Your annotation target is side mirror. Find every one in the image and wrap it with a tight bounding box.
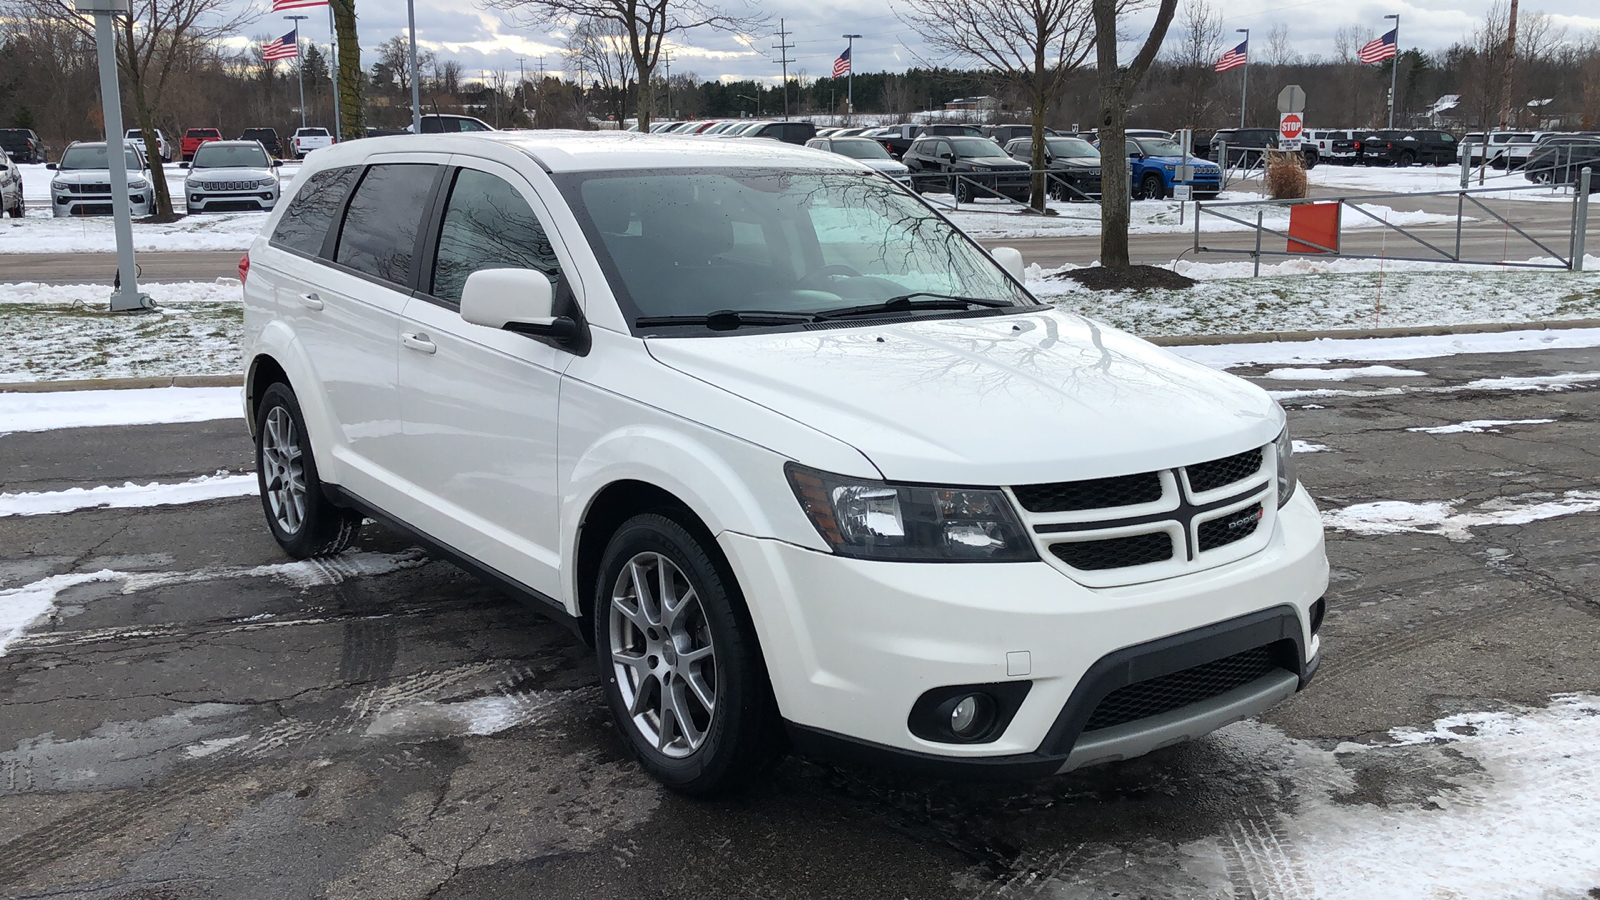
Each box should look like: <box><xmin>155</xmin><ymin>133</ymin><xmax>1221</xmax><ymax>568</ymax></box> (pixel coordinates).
<box><xmin>179</xmin><ymin>162</ymin><xmax>189</xmax><ymax>169</ymax></box>
<box><xmin>46</xmin><ymin>163</ymin><xmax>57</xmax><ymax>170</ymax></box>
<box><xmin>271</xmin><ymin>160</ymin><xmax>283</xmax><ymax>168</ymax></box>
<box><xmin>990</xmin><ymin>246</ymin><xmax>1025</xmax><ymax>282</ymax></box>
<box><xmin>460</xmin><ymin>268</ymin><xmax>578</xmax><ymax>342</ymax></box>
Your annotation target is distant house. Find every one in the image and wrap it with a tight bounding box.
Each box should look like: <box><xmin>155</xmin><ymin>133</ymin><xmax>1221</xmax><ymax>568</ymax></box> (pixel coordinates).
<box><xmin>1421</xmin><ymin>94</ymin><xmax>1460</xmax><ymax>128</ymax></box>
<box><xmin>944</xmin><ymin>96</ymin><xmax>1002</xmax><ymax>112</ymax></box>
<box><xmin>1524</xmin><ymin>98</ymin><xmax>1573</xmax><ymax>130</ymax></box>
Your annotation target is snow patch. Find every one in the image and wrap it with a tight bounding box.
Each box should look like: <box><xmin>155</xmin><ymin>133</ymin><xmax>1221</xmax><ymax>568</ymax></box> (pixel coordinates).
<box><xmin>1322</xmin><ymin>491</ymin><xmax>1600</xmax><ymax>541</ymax></box>
<box><xmin>0</xmin><ymin>473</ymin><xmax>256</xmax><ymax>517</ymax></box>
<box><xmin>365</xmin><ymin>694</ymin><xmax>559</xmax><ymax>739</ymax></box>
<box><xmin>1173</xmin><ymin>328</ymin><xmax>1600</xmax><ymax>370</ymax></box>
<box><xmin>1292</xmin><ymin>441</ymin><xmax>1332</xmax><ymax>453</ymax></box>
<box><xmin>1263</xmin><ymin>365</ymin><xmax>1427</xmax><ymax>380</ymax></box>
<box><xmin>1407</xmin><ymin>418</ymin><xmax>1555</xmax><ymax>434</ymax></box>
<box><xmin>0</xmin><ymin>570</ymin><xmax>121</xmax><ymax>656</ymax></box>
<box><xmin>0</xmin><ymin>386</ymin><xmax>241</xmax><ymax>433</ymax></box>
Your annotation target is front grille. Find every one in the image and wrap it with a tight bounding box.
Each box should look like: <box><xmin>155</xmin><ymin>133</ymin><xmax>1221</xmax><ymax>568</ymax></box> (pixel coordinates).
<box><xmin>1186</xmin><ymin>448</ymin><xmax>1264</xmax><ymax>493</ymax></box>
<box><xmin>1050</xmin><ymin>532</ymin><xmax>1173</xmax><ymax>571</ymax></box>
<box><xmin>1014</xmin><ymin>473</ymin><xmax>1163</xmax><ymax>513</ymax></box>
<box><xmin>70</xmin><ymin>203</ymin><xmax>113</xmax><ymax>215</ymax></box>
<box><xmin>67</xmin><ymin>183</ymin><xmax>111</xmax><ymax>195</ymax></box>
<box><xmin>1198</xmin><ymin>504</ymin><xmax>1263</xmax><ymax>552</ymax></box>
<box><xmin>1083</xmin><ymin>644</ymin><xmax>1280</xmax><ymax>732</ymax></box>
<box><xmin>196</xmin><ymin>180</ymin><xmax>263</xmax><ymax>191</ymax></box>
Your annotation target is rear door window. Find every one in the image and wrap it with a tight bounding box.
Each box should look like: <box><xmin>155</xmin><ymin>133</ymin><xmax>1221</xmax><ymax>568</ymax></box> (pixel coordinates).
<box><xmin>335</xmin><ymin>164</ymin><xmax>442</xmax><ymax>286</ymax></box>
<box><xmin>430</xmin><ymin>168</ymin><xmax>561</xmax><ymax>305</ymax></box>
<box><xmin>270</xmin><ymin>165</ymin><xmax>360</xmax><ymax>256</ymax></box>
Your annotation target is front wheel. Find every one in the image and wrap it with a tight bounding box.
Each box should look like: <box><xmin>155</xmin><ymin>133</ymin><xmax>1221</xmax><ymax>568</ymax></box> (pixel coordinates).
<box><xmin>254</xmin><ymin>382</ymin><xmax>362</xmax><ymax>559</ymax></box>
<box><xmin>1140</xmin><ymin>174</ymin><xmax>1167</xmax><ymax>201</ymax></box>
<box><xmin>595</xmin><ymin>513</ymin><xmax>782</xmax><ymax>797</ymax></box>
<box><xmin>955</xmin><ymin>178</ymin><xmax>974</xmax><ymax>203</ymax></box>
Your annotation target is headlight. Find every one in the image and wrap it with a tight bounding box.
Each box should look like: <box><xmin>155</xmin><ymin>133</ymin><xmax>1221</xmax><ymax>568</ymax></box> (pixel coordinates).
<box><xmin>786</xmin><ymin>464</ymin><xmax>1037</xmax><ymax>562</ymax></box>
<box><xmin>1274</xmin><ymin>424</ymin><xmax>1298</xmax><ymax>507</ymax></box>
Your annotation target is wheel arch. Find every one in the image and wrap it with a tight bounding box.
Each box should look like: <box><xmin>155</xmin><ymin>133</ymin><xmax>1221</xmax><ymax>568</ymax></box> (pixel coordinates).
<box><xmin>243</xmin><ymin>324</ymin><xmax>341</xmax><ymax>484</ymax></box>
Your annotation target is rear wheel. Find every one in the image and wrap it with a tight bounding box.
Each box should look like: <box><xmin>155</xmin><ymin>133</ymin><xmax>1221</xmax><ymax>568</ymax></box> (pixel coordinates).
<box><xmin>595</xmin><ymin>513</ymin><xmax>782</xmax><ymax>797</ymax></box>
<box><xmin>1399</xmin><ymin>151</ymin><xmax>1416</xmax><ymax>167</ymax></box>
<box><xmin>254</xmin><ymin>382</ymin><xmax>362</xmax><ymax>559</ymax></box>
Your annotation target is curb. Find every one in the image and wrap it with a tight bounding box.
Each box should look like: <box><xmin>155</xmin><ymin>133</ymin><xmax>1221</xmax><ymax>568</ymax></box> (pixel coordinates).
<box><xmin>4</xmin><ymin>318</ymin><xmax>1600</xmax><ymax>393</ymax></box>
<box><xmin>0</xmin><ymin>375</ymin><xmax>242</xmax><ymax>393</ymax></box>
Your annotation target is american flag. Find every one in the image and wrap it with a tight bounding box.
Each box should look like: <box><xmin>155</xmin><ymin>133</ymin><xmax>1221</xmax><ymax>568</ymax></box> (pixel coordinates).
<box><xmin>271</xmin><ymin>0</ymin><xmax>327</xmax><ymax>10</ymax></box>
<box><xmin>263</xmin><ymin>28</ymin><xmax>299</xmax><ymax>61</ymax></box>
<box><xmin>832</xmin><ymin>47</ymin><xmax>851</xmax><ymax>78</ymax></box>
<box><xmin>1214</xmin><ymin>40</ymin><xmax>1248</xmax><ymax>72</ymax></box>
<box><xmin>1358</xmin><ymin>29</ymin><xmax>1398</xmax><ymax>64</ymax></box>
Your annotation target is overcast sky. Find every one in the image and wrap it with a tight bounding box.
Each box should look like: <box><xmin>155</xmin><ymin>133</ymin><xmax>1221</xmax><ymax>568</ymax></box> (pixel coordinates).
<box><xmin>227</xmin><ymin>0</ymin><xmax>1600</xmax><ymax>85</ymax></box>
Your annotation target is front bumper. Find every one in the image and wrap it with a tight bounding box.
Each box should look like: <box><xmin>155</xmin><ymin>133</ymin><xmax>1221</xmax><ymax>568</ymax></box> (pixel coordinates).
<box><xmin>52</xmin><ymin>193</ymin><xmax>152</xmax><ymax>217</ymax></box>
<box><xmin>719</xmin><ymin>486</ymin><xmax>1328</xmax><ymax>775</ymax></box>
<box><xmin>188</xmin><ymin>190</ymin><xmax>277</xmax><ymax>213</ymax></box>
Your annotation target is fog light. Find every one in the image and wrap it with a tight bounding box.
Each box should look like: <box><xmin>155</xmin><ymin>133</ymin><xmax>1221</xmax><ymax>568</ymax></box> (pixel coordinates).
<box><xmin>947</xmin><ymin>693</ymin><xmax>995</xmax><ymax>739</ymax></box>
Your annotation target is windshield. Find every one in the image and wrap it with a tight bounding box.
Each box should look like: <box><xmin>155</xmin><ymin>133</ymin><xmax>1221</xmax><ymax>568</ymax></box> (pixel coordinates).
<box><xmin>1135</xmin><ymin>138</ymin><xmax>1185</xmax><ymax>157</ymax></box>
<box><xmin>831</xmin><ymin>139</ymin><xmax>890</xmax><ymax>160</ymax></box>
<box><xmin>298</xmin><ymin>128</ymin><xmax>330</xmax><ymax>137</ymax></box>
<box><xmin>949</xmin><ymin>138</ymin><xmax>1008</xmax><ymax>159</ymax></box>
<box><xmin>60</xmin><ymin>145</ymin><xmax>142</xmax><ymax>171</ymax></box>
<box><xmin>192</xmin><ymin>144</ymin><xmax>270</xmax><ymax>168</ymax></box>
<box><xmin>559</xmin><ymin>168</ymin><xmax>1033</xmax><ymax>331</ymax></box>
<box><xmin>1046</xmin><ymin>138</ymin><xmax>1098</xmax><ymax>159</ymax></box>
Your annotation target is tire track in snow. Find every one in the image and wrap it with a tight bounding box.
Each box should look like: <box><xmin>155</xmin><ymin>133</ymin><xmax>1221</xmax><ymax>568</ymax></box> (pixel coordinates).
<box><xmin>1221</xmin><ymin>805</ymin><xmax>1315</xmax><ymax>900</ymax></box>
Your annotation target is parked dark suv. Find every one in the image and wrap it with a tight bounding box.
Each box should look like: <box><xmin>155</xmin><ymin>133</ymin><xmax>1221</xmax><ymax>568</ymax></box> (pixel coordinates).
<box><xmin>903</xmin><ymin>135</ymin><xmax>1031</xmax><ymax>201</ymax></box>
<box><xmin>737</xmin><ymin>121</ymin><xmax>818</xmax><ymax>145</ymax></box>
<box><xmin>1211</xmin><ymin>127</ymin><xmax>1318</xmax><ymax>168</ymax></box>
<box><xmin>0</xmin><ymin>128</ymin><xmax>50</xmax><ymax>164</ymax></box>
<box><xmin>983</xmin><ymin>124</ymin><xmax>1060</xmax><ymax>144</ymax></box>
<box><xmin>1525</xmin><ymin>138</ymin><xmax>1600</xmax><ymax>187</ymax></box>
<box><xmin>1003</xmin><ymin>135</ymin><xmax>1101</xmax><ymax>200</ymax></box>
<box><xmin>239</xmin><ymin>127</ymin><xmax>283</xmax><ymax>159</ymax></box>
<box><xmin>1354</xmin><ymin>130</ymin><xmax>1456</xmax><ymax>166</ymax></box>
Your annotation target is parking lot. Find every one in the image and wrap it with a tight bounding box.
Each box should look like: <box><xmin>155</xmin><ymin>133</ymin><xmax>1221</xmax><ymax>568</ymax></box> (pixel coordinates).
<box><xmin>3</xmin><ymin>343</ymin><xmax>1598</xmax><ymax>898</ymax></box>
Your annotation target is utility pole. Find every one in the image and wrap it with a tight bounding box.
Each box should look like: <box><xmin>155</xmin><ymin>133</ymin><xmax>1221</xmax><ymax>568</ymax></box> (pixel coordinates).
<box><xmin>773</xmin><ymin>19</ymin><xmax>794</xmax><ymax>120</ymax></box>
<box><xmin>1499</xmin><ymin>0</ymin><xmax>1520</xmax><ymax>129</ymax></box>
<box><xmin>664</xmin><ymin>53</ymin><xmax>672</xmax><ymax>121</ymax></box>
<box><xmin>517</xmin><ymin>55</ymin><xmax>526</xmax><ymax>112</ymax></box>
<box><xmin>1385</xmin><ymin>14</ymin><xmax>1400</xmax><ymax>128</ymax></box>
<box><xmin>1237</xmin><ymin>28</ymin><xmax>1250</xmax><ymax>128</ymax></box>
<box><xmin>327</xmin><ymin>5</ymin><xmax>340</xmax><ymax>139</ymax></box>
<box><xmin>406</xmin><ymin>0</ymin><xmax>422</xmax><ymax>133</ymax></box>
<box><xmin>286</xmin><ymin>15</ymin><xmax>309</xmax><ymax>130</ymax></box>
<box><xmin>842</xmin><ymin>33</ymin><xmax>861</xmax><ymax>124</ymax></box>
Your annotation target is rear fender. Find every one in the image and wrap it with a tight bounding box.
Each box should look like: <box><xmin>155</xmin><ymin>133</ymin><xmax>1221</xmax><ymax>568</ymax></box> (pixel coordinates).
<box><xmin>246</xmin><ymin>320</ymin><xmax>343</xmax><ymax>485</ymax></box>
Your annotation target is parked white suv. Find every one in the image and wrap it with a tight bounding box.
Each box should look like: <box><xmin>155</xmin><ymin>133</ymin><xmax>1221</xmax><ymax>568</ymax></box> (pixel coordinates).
<box><xmin>47</xmin><ymin>140</ymin><xmax>152</xmax><ymax>218</ymax></box>
<box><xmin>0</xmin><ymin>153</ymin><xmax>23</xmax><ymax>218</ymax></box>
<box><xmin>240</xmin><ymin>132</ymin><xmax>1328</xmax><ymax>795</ymax></box>
<box><xmin>182</xmin><ymin>140</ymin><xmax>281</xmax><ymax>213</ymax></box>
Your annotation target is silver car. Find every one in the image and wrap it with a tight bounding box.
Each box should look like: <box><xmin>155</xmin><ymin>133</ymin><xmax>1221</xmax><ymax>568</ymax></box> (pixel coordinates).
<box><xmin>48</xmin><ymin>141</ymin><xmax>152</xmax><ymax>218</ymax></box>
<box><xmin>183</xmin><ymin>140</ymin><xmax>281</xmax><ymax>213</ymax></box>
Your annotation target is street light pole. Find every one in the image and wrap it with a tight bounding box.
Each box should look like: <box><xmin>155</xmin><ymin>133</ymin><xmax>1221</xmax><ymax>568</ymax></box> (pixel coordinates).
<box><xmin>327</xmin><ymin>4</ymin><xmax>340</xmax><ymax>140</ymax></box>
<box><xmin>1385</xmin><ymin>13</ymin><xmax>1401</xmax><ymax>129</ymax></box>
<box><xmin>406</xmin><ymin>0</ymin><xmax>422</xmax><ymax>133</ymax></box>
<box><xmin>842</xmin><ymin>34</ymin><xmax>861</xmax><ymax>124</ymax></box>
<box><xmin>285</xmin><ymin>15</ymin><xmax>309</xmax><ymax>130</ymax></box>
<box><xmin>1237</xmin><ymin>28</ymin><xmax>1250</xmax><ymax>129</ymax></box>
<box><xmin>76</xmin><ymin>0</ymin><xmax>149</xmax><ymax>312</ymax></box>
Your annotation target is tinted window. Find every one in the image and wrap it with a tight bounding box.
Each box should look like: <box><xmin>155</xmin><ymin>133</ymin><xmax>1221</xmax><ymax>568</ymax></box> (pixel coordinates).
<box><xmin>192</xmin><ymin>144</ymin><xmax>269</xmax><ymax>168</ymax></box>
<box><xmin>335</xmin><ymin>164</ymin><xmax>439</xmax><ymax>285</ymax></box>
<box><xmin>458</xmin><ymin>118</ymin><xmax>492</xmax><ymax>132</ymax></box>
<box><xmin>271</xmin><ymin>165</ymin><xmax>360</xmax><ymax>256</ymax></box>
<box><xmin>431</xmin><ymin>168</ymin><xmax>560</xmax><ymax>305</ymax></box>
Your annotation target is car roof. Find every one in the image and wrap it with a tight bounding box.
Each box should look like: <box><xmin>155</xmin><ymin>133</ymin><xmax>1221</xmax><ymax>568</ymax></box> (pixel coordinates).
<box><xmin>300</xmin><ymin>130</ymin><xmax>865</xmax><ymax>174</ymax></box>
<box><xmin>198</xmin><ymin>140</ymin><xmax>267</xmax><ymax>149</ymax></box>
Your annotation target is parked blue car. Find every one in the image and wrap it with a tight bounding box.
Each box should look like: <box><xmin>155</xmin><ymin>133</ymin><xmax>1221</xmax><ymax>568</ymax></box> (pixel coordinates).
<box><xmin>1122</xmin><ymin>136</ymin><xmax>1222</xmax><ymax>200</ymax></box>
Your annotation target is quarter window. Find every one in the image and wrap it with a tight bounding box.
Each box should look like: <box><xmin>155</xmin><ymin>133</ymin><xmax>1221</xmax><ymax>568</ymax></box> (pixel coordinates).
<box><xmin>431</xmin><ymin>168</ymin><xmax>561</xmax><ymax>305</ymax></box>
<box><xmin>270</xmin><ymin>165</ymin><xmax>359</xmax><ymax>256</ymax></box>
<box><xmin>335</xmin><ymin>164</ymin><xmax>440</xmax><ymax>286</ymax></box>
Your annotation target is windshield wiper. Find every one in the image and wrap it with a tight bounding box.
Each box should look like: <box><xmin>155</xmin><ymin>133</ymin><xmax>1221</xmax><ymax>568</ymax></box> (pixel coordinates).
<box><xmin>635</xmin><ymin>309</ymin><xmax>819</xmax><ymax>331</ymax></box>
<box><xmin>816</xmin><ymin>293</ymin><xmax>1016</xmax><ymax>320</ymax></box>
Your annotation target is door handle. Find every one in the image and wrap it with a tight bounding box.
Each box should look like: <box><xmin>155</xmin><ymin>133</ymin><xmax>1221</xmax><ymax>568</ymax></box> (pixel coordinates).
<box><xmin>401</xmin><ymin>332</ymin><xmax>437</xmax><ymax>354</ymax></box>
<box><xmin>297</xmin><ymin>292</ymin><xmax>324</xmax><ymax>310</ymax></box>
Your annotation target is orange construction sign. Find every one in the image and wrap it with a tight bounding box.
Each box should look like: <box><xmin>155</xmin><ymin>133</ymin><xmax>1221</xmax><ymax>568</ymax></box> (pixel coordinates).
<box><xmin>1288</xmin><ymin>202</ymin><xmax>1340</xmax><ymax>254</ymax></box>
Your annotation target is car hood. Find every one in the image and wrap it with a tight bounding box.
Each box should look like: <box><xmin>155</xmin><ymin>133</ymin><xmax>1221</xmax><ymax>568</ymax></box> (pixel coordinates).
<box><xmin>645</xmin><ymin>309</ymin><xmax>1282</xmax><ymax>485</ymax></box>
<box><xmin>1048</xmin><ymin>157</ymin><xmax>1101</xmax><ymax>171</ymax></box>
<box><xmin>960</xmin><ymin>158</ymin><xmax>1029</xmax><ymax>170</ymax></box>
<box><xmin>1147</xmin><ymin>155</ymin><xmax>1217</xmax><ymax>168</ymax></box>
<box><xmin>860</xmin><ymin>158</ymin><xmax>910</xmax><ymax>175</ymax></box>
<box><xmin>51</xmin><ymin>170</ymin><xmax>147</xmax><ymax>185</ymax></box>
<box><xmin>188</xmin><ymin>166</ymin><xmax>275</xmax><ymax>182</ymax></box>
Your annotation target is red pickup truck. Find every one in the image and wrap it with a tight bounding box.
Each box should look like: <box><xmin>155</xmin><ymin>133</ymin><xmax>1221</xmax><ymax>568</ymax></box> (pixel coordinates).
<box><xmin>180</xmin><ymin>128</ymin><xmax>222</xmax><ymax>162</ymax></box>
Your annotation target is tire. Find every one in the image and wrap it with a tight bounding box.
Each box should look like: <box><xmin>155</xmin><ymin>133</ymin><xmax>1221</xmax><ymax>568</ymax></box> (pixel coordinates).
<box><xmin>955</xmin><ymin>178</ymin><xmax>973</xmax><ymax>203</ymax></box>
<box><xmin>594</xmin><ymin>513</ymin><xmax>782</xmax><ymax>797</ymax></box>
<box><xmin>253</xmin><ymin>382</ymin><xmax>362</xmax><ymax>559</ymax></box>
<box><xmin>1302</xmin><ymin>150</ymin><xmax>1319</xmax><ymax>169</ymax></box>
<box><xmin>1140</xmin><ymin>174</ymin><xmax>1167</xmax><ymax>201</ymax></box>
<box><xmin>1399</xmin><ymin>151</ymin><xmax>1416</xmax><ymax>167</ymax></box>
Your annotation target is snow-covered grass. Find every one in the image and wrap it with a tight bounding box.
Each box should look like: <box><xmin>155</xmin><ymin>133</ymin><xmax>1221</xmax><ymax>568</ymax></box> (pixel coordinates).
<box><xmin>0</xmin><ymin>386</ymin><xmax>241</xmax><ymax>433</ymax></box>
<box><xmin>1027</xmin><ymin>258</ymin><xmax>1600</xmax><ymax>337</ymax></box>
<box><xmin>1171</xmin><ymin>327</ymin><xmax>1600</xmax><ymax>369</ymax></box>
<box><xmin>0</xmin><ymin>473</ymin><xmax>256</xmax><ymax>517</ymax></box>
<box><xmin>0</xmin><ymin>281</ymin><xmax>241</xmax><ymax>382</ymax></box>
<box><xmin>1227</xmin><ymin>161</ymin><xmax>1580</xmax><ymax>203</ymax></box>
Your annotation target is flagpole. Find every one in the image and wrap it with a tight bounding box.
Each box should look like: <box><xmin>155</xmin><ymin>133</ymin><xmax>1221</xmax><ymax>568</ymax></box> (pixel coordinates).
<box><xmin>329</xmin><ymin>4</ymin><xmax>340</xmax><ymax>141</ymax></box>
<box><xmin>843</xmin><ymin>34</ymin><xmax>861</xmax><ymax>124</ymax></box>
<box><xmin>1386</xmin><ymin>14</ymin><xmax>1400</xmax><ymax>128</ymax></box>
<box><xmin>286</xmin><ymin>16</ymin><xmax>308</xmax><ymax>130</ymax></box>
<box><xmin>1237</xmin><ymin>28</ymin><xmax>1249</xmax><ymax>129</ymax></box>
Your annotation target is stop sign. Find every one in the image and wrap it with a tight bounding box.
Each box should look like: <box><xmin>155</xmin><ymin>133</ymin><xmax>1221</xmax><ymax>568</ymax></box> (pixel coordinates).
<box><xmin>1280</xmin><ymin>113</ymin><xmax>1304</xmax><ymax>141</ymax></box>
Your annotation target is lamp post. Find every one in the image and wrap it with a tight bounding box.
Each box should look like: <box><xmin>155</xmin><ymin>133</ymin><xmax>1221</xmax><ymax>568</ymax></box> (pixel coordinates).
<box><xmin>406</xmin><ymin>0</ymin><xmax>422</xmax><ymax>133</ymax></box>
<box><xmin>285</xmin><ymin>15</ymin><xmax>309</xmax><ymax>130</ymax></box>
<box><xmin>75</xmin><ymin>0</ymin><xmax>149</xmax><ymax>312</ymax></box>
<box><xmin>1385</xmin><ymin>13</ymin><xmax>1400</xmax><ymax>129</ymax></box>
<box><xmin>738</xmin><ymin>93</ymin><xmax>760</xmax><ymax>117</ymax></box>
<box><xmin>1237</xmin><ymin>28</ymin><xmax>1250</xmax><ymax>129</ymax></box>
<box><xmin>328</xmin><ymin>5</ymin><xmax>339</xmax><ymax>140</ymax></box>
<box><xmin>842</xmin><ymin>33</ymin><xmax>861</xmax><ymax>124</ymax></box>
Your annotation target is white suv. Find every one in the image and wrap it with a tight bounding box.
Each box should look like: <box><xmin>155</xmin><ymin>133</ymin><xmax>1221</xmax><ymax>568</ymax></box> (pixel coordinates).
<box><xmin>240</xmin><ymin>132</ymin><xmax>1328</xmax><ymax>795</ymax></box>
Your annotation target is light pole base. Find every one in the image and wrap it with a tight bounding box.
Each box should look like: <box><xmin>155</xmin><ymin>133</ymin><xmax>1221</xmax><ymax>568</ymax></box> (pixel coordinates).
<box><xmin>109</xmin><ymin>291</ymin><xmax>156</xmax><ymax>313</ymax></box>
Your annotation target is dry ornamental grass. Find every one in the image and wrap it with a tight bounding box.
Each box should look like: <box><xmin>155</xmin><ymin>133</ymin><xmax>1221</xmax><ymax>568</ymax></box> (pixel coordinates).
<box><xmin>1265</xmin><ymin>150</ymin><xmax>1309</xmax><ymax>200</ymax></box>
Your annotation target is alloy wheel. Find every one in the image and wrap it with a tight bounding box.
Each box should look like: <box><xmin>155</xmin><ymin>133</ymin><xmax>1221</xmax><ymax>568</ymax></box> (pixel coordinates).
<box><xmin>608</xmin><ymin>551</ymin><xmax>718</xmax><ymax>759</ymax></box>
<box><xmin>261</xmin><ymin>406</ymin><xmax>307</xmax><ymax>535</ymax></box>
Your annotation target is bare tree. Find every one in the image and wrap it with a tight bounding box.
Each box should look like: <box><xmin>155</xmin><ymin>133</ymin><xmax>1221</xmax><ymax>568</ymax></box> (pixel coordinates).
<box><xmin>899</xmin><ymin>0</ymin><xmax>1097</xmax><ymax>212</ymax></box>
<box><xmin>483</xmin><ymin>0</ymin><xmax>763</xmax><ymax>132</ymax></box>
<box><xmin>1265</xmin><ymin>23</ymin><xmax>1297</xmax><ymax>67</ymax></box>
<box><xmin>7</xmin><ymin>0</ymin><xmax>253</xmax><ymax>217</ymax></box>
<box><xmin>565</xmin><ymin>16</ymin><xmax>637</xmax><ymax>124</ymax></box>
<box><xmin>1093</xmin><ymin>0</ymin><xmax>1179</xmax><ymax>268</ymax></box>
<box><xmin>1166</xmin><ymin>0</ymin><xmax>1223</xmax><ymax>127</ymax></box>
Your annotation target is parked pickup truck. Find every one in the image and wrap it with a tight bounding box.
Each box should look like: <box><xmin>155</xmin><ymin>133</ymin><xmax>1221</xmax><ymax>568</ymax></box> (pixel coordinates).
<box><xmin>180</xmin><ymin>127</ymin><xmax>222</xmax><ymax>162</ymax></box>
<box><xmin>871</xmin><ymin>123</ymin><xmax>984</xmax><ymax>159</ymax></box>
<box><xmin>291</xmin><ymin>127</ymin><xmax>334</xmax><ymax>158</ymax></box>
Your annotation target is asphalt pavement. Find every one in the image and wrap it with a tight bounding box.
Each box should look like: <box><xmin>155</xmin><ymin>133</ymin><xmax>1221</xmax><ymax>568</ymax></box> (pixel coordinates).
<box><xmin>3</xmin><ymin>345</ymin><xmax>1598</xmax><ymax>898</ymax></box>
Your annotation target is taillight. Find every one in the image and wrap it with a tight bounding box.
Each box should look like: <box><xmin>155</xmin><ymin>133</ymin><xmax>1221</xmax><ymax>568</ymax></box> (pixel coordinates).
<box><xmin>238</xmin><ymin>252</ymin><xmax>250</xmax><ymax>285</ymax></box>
